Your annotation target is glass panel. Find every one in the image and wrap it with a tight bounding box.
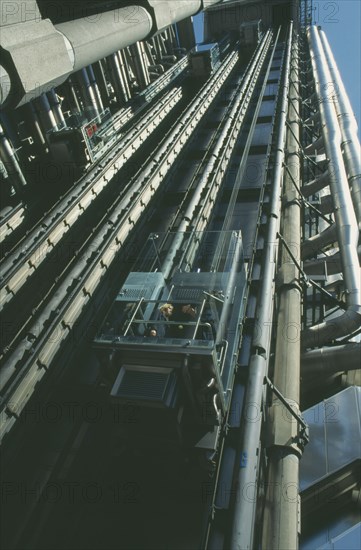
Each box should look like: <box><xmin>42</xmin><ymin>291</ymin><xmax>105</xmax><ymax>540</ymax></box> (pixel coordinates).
<box><xmin>300</xmin><ymin>402</ymin><xmax>326</xmax><ymax>490</ymax></box>
<box><xmin>301</xmin><ymin>512</ymin><xmax>360</xmax><ymax>549</ymax></box>
<box><xmin>333</xmin><ymin>523</ymin><xmax>361</xmax><ymax>549</ymax></box>
<box><xmin>301</xmin><ymin>529</ymin><xmax>329</xmax><ymax>550</ymax></box>
<box><xmin>300</xmin><ymin>387</ymin><xmax>361</xmax><ymax>490</ymax></box>
<box><xmin>94</xmin><ymin>231</ymin><xmax>246</xmax><ymax>346</ymax></box>
<box><xmin>326</xmin><ymin>387</ymin><xmax>361</xmax><ymax>473</ymax></box>
<box><xmin>258</xmin><ymin>100</ymin><xmax>276</xmax><ymax>118</ymax></box>
<box><xmin>231</xmin><ymin>203</ymin><xmax>259</xmax><ymax>254</ymax></box>
<box><xmin>251</xmin><ymin>123</ymin><xmax>272</xmax><ymax>147</ymax></box>
<box><xmin>241</xmin><ymin>155</ymin><xmax>267</xmax><ymax>188</ymax></box>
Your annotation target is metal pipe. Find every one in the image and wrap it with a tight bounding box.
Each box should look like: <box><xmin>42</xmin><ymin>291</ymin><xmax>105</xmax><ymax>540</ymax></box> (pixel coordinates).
<box><xmin>106</xmin><ymin>55</ymin><xmax>127</xmax><ymax>105</ymax></box>
<box><xmin>92</xmin><ymin>61</ymin><xmax>111</xmax><ymax>108</ymax></box>
<box><xmin>319</xmin><ymin>29</ymin><xmax>361</xmax><ymax>228</ymax></box>
<box><xmin>302</xmin><ymin>170</ymin><xmax>329</xmax><ymax>197</ymax></box>
<box><xmin>0</xmin><ymin>123</ymin><xmax>27</xmax><ymax>193</ymax></box>
<box><xmin>2</xmin><ymin>1</ymin><xmax>220</xmax><ymax>107</ymax></box>
<box><xmin>301</xmin><ymin>223</ymin><xmax>337</xmax><ymax>259</ymax></box>
<box><xmin>55</xmin><ymin>8</ymin><xmax>153</xmax><ymax>73</ymax></box>
<box><xmin>26</xmin><ymin>103</ymin><xmax>46</xmax><ymax>147</ymax></box>
<box><xmin>47</xmin><ymin>89</ymin><xmax>66</xmax><ymax>127</ymax></box>
<box><xmin>117</xmin><ymin>51</ymin><xmax>132</xmax><ymax>101</ymax></box>
<box><xmin>303</xmin><ymin>26</ymin><xmax>361</xmax><ymax>349</ymax></box>
<box><xmin>0</xmin><ymin>65</ymin><xmax>11</xmax><ymax>104</ymax></box>
<box><xmin>152</xmin><ymin>37</ymin><xmax>162</xmax><ymax>61</ymax></box>
<box><xmin>32</xmin><ymin>93</ymin><xmax>58</xmax><ymax>133</ymax></box>
<box><xmin>230</xmin><ymin>24</ymin><xmax>290</xmax><ymax>550</ymax></box>
<box><xmin>80</xmin><ymin>67</ymin><xmax>100</xmax><ymax>120</ymax></box>
<box><xmin>140</xmin><ymin>42</ymin><xmax>151</xmax><ymax>84</ymax></box>
<box><xmin>67</xmin><ymin>78</ymin><xmax>82</xmax><ymax>113</ymax></box>
<box><xmin>262</xmin><ymin>30</ymin><xmax>302</xmax><ymax>550</ymax></box>
<box><xmin>303</xmin><ymin>247</ymin><xmax>361</xmax><ymax>276</ymax></box>
<box><xmin>301</xmin><ymin>342</ymin><xmax>361</xmax><ymax>376</ymax></box>
<box><xmin>304</xmin><ymin>135</ymin><xmax>324</xmax><ymax>154</ymax></box>
<box><xmin>130</xmin><ymin>42</ymin><xmax>150</xmax><ymax>90</ymax></box>
<box><xmin>87</xmin><ymin>65</ymin><xmax>104</xmax><ymax>114</ymax></box>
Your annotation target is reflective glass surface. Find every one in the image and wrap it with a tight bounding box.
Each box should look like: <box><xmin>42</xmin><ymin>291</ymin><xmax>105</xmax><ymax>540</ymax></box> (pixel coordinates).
<box><xmin>301</xmin><ymin>387</ymin><xmax>361</xmax><ymax>491</ymax></box>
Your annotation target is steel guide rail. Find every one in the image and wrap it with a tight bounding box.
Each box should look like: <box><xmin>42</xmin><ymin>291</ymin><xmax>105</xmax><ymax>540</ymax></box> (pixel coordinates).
<box><xmin>0</xmin><ymin>87</ymin><xmax>183</xmax><ymax>311</ymax></box>
<box><xmin>186</xmin><ymin>32</ymin><xmax>273</xmax><ymax>251</ymax></box>
<box><xmin>0</xmin><ymin>49</ymin><xmax>239</xmax><ymax>442</ymax></box>
<box><xmin>201</xmin><ymin>31</ymin><xmax>283</xmax><ymax>550</ymax></box>
<box><xmin>0</xmin><ymin>203</ymin><xmax>26</xmax><ymax>243</ymax></box>
<box><xmin>162</xmin><ymin>31</ymin><xmax>273</xmax><ymax>281</ymax></box>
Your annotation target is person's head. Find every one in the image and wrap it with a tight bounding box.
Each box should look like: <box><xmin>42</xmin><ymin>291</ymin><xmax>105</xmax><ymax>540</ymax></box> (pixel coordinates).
<box><xmin>159</xmin><ymin>303</ymin><xmax>174</xmax><ymax>318</ymax></box>
<box><xmin>181</xmin><ymin>304</ymin><xmax>197</xmax><ymax>317</ymax></box>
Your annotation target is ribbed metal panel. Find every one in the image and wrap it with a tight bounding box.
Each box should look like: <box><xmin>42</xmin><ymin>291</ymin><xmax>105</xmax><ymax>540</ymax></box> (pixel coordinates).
<box><xmin>115</xmin><ymin>369</ymin><xmax>170</xmax><ymax>401</ymax></box>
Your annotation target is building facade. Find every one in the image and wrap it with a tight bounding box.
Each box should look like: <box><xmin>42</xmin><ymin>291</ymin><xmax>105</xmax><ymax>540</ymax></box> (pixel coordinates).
<box><xmin>1</xmin><ymin>1</ymin><xmax>360</xmax><ymax>549</ymax></box>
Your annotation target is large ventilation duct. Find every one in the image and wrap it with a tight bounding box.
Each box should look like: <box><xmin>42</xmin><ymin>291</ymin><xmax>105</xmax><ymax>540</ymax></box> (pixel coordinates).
<box><xmin>146</xmin><ymin>1</ymin><xmax>202</xmax><ymax>32</ymax></box>
<box><xmin>202</xmin><ymin>0</ymin><xmax>221</xmax><ymax>7</ymax></box>
<box><xmin>303</xmin><ymin>135</ymin><xmax>324</xmax><ymax>155</ymax></box>
<box><xmin>302</xmin><ymin>26</ymin><xmax>361</xmax><ymax>349</ymax></box>
<box><xmin>301</xmin><ymin>223</ymin><xmax>337</xmax><ymax>260</ymax></box>
<box><xmin>319</xmin><ymin>29</ymin><xmax>361</xmax><ymax>229</ymax></box>
<box><xmin>1</xmin><ymin>0</ymin><xmax>222</xmax><ymax>108</ymax></box>
<box><xmin>303</xmin><ymin>247</ymin><xmax>361</xmax><ymax>276</ymax></box>
<box><xmin>302</xmin><ymin>343</ymin><xmax>361</xmax><ymax>376</ymax></box>
<box><xmin>319</xmin><ymin>194</ymin><xmax>334</xmax><ymax>214</ymax></box>
<box><xmin>302</xmin><ymin>169</ymin><xmax>329</xmax><ymax>197</ymax></box>
<box><xmin>1</xmin><ymin>7</ymin><xmax>152</xmax><ymax>107</ymax></box>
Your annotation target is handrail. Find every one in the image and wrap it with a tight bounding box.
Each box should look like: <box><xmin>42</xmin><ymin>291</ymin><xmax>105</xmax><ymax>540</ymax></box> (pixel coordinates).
<box><xmin>123</xmin><ymin>298</ymin><xmax>145</xmax><ymax>336</ymax></box>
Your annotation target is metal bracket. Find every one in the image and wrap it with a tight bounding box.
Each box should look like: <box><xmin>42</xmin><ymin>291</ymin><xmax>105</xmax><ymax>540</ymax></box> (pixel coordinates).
<box><xmin>302</xmin><ymin>197</ymin><xmax>333</xmax><ymax>226</ymax></box>
<box><xmin>282</xmin><ymin>164</ymin><xmax>333</xmax><ymax>226</ymax></box>
<box><xmin>277</xmin><ymin>233</ymin><xmax>346</xmax><ymax>308</ymax></box>
<box><xmin>277</xmin><ymin>232</ymin><xmax>309</xmax><ymax>285</ymax></box>
<box><xmin>264</xmin><ymin>376</ymin><xmax>309</xmax><ymax>450</ymax></box>
<box><xmin>307</xmin><ymin>278</ymin><xmax>347</xmax><ymax>309</ymax></box>
<box><xmin>302</xmin><ymin>152</ymin><xmax>322</xmax><ymax>168</ymax></box>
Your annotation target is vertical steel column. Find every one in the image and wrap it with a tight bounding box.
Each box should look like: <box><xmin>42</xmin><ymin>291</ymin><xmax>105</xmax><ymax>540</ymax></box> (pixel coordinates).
<box><xmin>87</xmin><ymin>65</ymin><xmax>104</xmax><ymax>114</ymax></box>
<box><xmin>117</xmin><ymin>51</ymin><xmax>132</xmax><ymax>101</ymax></box>
<box><xmin>26</xmin><ymin>103</ymin><xmax>46</xmax><ymax>147</ymax></box>
<box><xmin>92</xmin><ymin>61</ymin><xmax>111</xmax><ymax>109</ymax></box>
<box><xmin>152</xmin><ymin>36</ymin><xmax>163</xmax><ymax>61</ymax></box>
<box><xmin>0</xmin><ymin>123</ymin><xmax>27</xmax><ymax>192</ymax></box>
<box><xmin>262</xmin><ymin>33</ymin><xmax>302</xmax><ymax>550</ymax></box>
<box><xmin>140</xmin><ymin>42</ymin><xmax>151</xmax><ymax>85</ymax></box>
<box><xmin>67</xmin><ymin>78</ymin><xmax>82</xmax><ymax>114</ymax></box>
<box><xmin>129</xmin><ymin>42</ymin><xmax>150</xmax><ymax>90</ymax></box>
<box><xmin>32</xmin><ymin>93</ymin><xmax>58</xmax><ymax>134</ymax></box>
<box><xmin>106</xmin><ymin>55</ymin><xmax>125</xmax><ymax>105</ymax></box>
<box><xmin>47</xmin><ymin>89</ymin><xmax>66</xmax><ymax>128</ymax></box>
<box><xmin>79</xmin><ymin>67</ymin><xmax>100</xmax><ymax>120</ymax></box>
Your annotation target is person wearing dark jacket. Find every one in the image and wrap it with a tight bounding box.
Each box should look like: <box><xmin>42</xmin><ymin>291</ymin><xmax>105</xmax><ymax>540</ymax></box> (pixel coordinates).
<box><xmin>146</xmin><ymin>303</ymin><xmax>174</xmax><ymax>337</ymax></box>
<box><xmin>170</xmin><ymin>304</ymin><xmax>197</xmax><ymax>338</ymax></box>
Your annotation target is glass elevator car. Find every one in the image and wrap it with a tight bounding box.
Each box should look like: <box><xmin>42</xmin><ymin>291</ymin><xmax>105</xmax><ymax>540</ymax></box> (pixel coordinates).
<box><xmin>93</xmin><ymin>231</ymin><xmax>247</xmax><ymax>458</ymax></box>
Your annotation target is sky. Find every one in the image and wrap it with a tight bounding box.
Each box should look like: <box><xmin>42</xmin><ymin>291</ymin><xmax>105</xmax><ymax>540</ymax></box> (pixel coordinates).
<box><xmin>193</xmin><ymin>0</ymin><xmax>361</xmax><ymax>138</ymax></box>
